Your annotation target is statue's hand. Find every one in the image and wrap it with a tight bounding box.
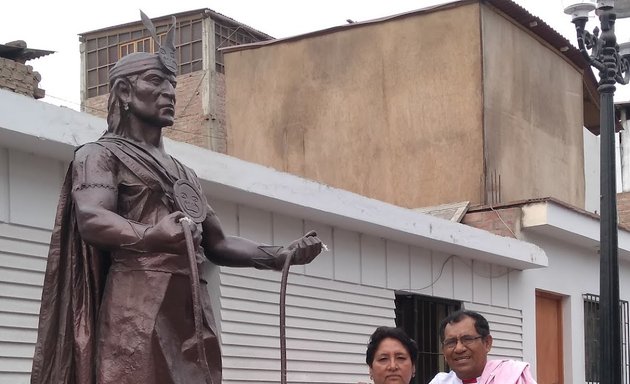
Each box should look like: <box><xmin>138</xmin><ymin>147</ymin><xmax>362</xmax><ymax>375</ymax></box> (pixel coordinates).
<box><xmin>144</xmin><ymin>211</ymin><xmax>202</xmax><ymax>254</ymax></box>
<box><xmin>277</xmin><ymin>230</ymin><xmax>323</xmax><ymax>267</ymax></box>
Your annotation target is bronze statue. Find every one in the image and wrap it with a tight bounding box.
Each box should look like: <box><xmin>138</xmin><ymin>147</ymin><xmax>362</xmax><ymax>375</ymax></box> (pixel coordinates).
<box><xmin>30</xmin><ymin>12</ymin><xmax>322</xmax><ymax>384</ymax></box>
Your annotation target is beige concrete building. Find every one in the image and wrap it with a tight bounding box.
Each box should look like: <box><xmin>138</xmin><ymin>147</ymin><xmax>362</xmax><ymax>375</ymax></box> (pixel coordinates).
<box><xmin>222</xmin><ymin>0</ymin><xmax>600</xmax><ymax>210</ymax></box>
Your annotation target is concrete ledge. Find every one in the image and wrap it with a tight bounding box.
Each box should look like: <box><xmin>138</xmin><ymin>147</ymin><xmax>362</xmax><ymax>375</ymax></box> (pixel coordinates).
<box><xmin>522</xmin><ymin>199</ymin><xmax>630</xmax><ymax>262</ymax></box>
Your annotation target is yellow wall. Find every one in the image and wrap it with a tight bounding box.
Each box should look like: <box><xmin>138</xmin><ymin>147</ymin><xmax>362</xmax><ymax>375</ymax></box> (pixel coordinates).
<box><xmin>481</xmin><ymin>4</ymin><xmax>585</xmax><ymax>208</ymax></box>
<box><xmin>224</xmin><ymin>4</ymin><xmax>485</xmax><ymax>208</ymax></box>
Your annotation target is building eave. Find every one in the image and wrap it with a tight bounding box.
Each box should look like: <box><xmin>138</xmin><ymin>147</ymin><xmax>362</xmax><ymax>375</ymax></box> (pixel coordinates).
<box><xmin>522</xmin><ymin>199</ymin><xmax>630</xmax><ymax>262</ymax></box>
<box><xmin>0</xmin><ymin>89</ymin><xmax>547</xmax><ymax>270</ymax></box>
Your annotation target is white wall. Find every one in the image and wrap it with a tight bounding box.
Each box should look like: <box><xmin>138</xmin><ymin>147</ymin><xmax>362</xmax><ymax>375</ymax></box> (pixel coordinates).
<box><xmin>0</xmin><ymin>146</ymin><xmax>66</xmax><ymax>384</ymax></box>
<box><xmin>583</xmin><ymin>128</ymin><xmax>624</xmax><ymax>214</ymax></box>
<box><xmin>208</xmin><ymin>196</ymin><xmax>527</xmax><ymax>383</ymax></box>
<box><xmin>583</xmin><ymin>128</ymin><xmax>600</xmax><ymax>214</ymax></box>
<box><xmin>515</xmin><ymin>230</ymin><xmax>630</xmax><ymax>383</ymax></box>
<box><xmin>0</xmin><ymin>144</ymin><xmax>531</xmax><ymax>384</ymax></box>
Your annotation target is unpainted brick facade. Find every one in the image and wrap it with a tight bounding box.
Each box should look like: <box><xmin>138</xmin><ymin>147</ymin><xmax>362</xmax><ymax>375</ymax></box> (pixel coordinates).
<box><xmin>210</xmin><ymin>72</ymin><xmax>227</xmax><ymax>153</ymax></box>
<box><xmin>462</xmin><ymin>207</ymin><xmax>522</xmax><ymax>239</ymax></box>
<box><xmin>618</xmin><ymin>192</ymin><xmax>630</xmax><ymax>227</ymax></box>
<box><xmin>83</xmin><ymin>71</ymin><xmax>227</xmax><ymax>151</ymax></box>
<box><xmin>0</xmin><ymin>57</ymin><xmax>45</xmax><ymax>99</ymax></box>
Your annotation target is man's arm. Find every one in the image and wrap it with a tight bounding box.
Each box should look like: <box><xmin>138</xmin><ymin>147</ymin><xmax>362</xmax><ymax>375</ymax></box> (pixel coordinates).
<box><xmin>72</xmin><ymin>145</ymin><xmax>199</xmax><ymax>254</ymax></box>
<box><xmin>200</xmin><ymin>211</ymin><xmax>322</xmax><ymax>269</ymax></box>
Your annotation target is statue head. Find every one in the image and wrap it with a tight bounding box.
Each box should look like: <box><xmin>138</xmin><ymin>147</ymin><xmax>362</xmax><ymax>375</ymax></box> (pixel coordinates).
<box><xmin>106</xmin><ymin>11</ymin><xmax>177</xmax><ymax>135</ymax></box>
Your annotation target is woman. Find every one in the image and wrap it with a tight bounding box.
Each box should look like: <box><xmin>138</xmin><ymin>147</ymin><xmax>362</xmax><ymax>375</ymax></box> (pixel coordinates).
<box><xmin>365</xmin><ymin>326</ymin><xmax>419</xmax><ymax>384</ymax></box>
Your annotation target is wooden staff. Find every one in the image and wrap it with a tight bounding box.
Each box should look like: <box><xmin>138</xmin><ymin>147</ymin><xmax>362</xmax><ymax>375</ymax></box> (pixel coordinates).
<box><xmin>280</xmin><ymin>250</ymin><xmax>293</xmax><ymax>384</ymax></box>
<box><xmin>180</xmin><ymin>217</ymin><xmax>214</xmax><ymax>384</ymax></box>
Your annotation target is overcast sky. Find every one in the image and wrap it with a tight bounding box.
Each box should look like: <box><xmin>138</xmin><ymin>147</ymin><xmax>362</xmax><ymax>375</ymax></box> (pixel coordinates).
<box><xmin>4</xmin><ymin>0</ymin><xmax>630</xmax><ymax>109</ymax></box>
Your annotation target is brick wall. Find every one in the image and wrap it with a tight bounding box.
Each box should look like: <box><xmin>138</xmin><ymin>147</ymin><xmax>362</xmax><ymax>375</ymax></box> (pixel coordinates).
<box><xmin>166</xmin><ymin>71</ymin><xmax>208</xmax><ymax>148</ymax></box>
<box><xmin>83</xmin><ymin>94</ymin><xmax>108</xmax><ymax>119</ymax></box>
<box><xmin>83</xmin><ymin>71</ymin><xmax>212</xmax><ymax>149</ymax></box>
<box><xmin>0</xmin><ymin>57</ymin><xmax>45</xmax><ymax>99</ymax></box>
<box><xmin>462</xmin><ymin>207</ymin><xmax>522</xmax><ymax>238</ymax></box>
<box><xmin>618</xmin><ymin>192</ymin><xmax>630</xmax><ymax>227</ymax></box>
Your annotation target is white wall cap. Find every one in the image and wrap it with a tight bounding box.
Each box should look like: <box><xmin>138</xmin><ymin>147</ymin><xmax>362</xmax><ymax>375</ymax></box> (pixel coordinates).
<box><xmin>0</xmin><ymin>89</ymin><xmax>106</xmax><ymax>160</ymax></box>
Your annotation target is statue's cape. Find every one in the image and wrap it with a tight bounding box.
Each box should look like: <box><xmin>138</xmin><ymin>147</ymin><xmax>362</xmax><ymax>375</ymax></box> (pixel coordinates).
<box><xmin>30</xmin><ymin>165</ymin><xmax>109</xmax><ymax>384</ymax></box>
<box><xmin>30</xmin><ymin>135</ymin><xmax>200</xmax><ymax>384</ymax></box>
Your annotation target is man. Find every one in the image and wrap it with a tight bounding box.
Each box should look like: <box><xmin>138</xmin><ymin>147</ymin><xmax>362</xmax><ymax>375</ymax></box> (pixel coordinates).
<box><xmin>30</xmin><ymin>13</ymin><xmax>322</xmax><ymax>384</ymax></box>
<box><xmin>429</xmin><ymin>310</ymin><xmax>537</xmax><ymax>384</ymax></box>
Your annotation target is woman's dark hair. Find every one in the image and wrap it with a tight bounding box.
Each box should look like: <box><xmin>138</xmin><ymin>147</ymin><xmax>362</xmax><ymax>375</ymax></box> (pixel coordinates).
<box><xmin>365</xmin><ymin>326</ymin><xmax>419</xmax><ymax>367</ymax></box>
<box><xmin>438</xmin><ymin>310</ymin><xmax>490</xmax><ymax>341</ymax></box>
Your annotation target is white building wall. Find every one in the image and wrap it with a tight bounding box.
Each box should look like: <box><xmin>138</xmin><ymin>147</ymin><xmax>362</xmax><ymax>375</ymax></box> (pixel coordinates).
<box><xmin>464</xmin><ymin>302</ymin><xmax>523</xmax><ymax>360</ymax></box>
<box><xmin>208</xmin><ymin>196</ymin><xmax>527</xmax><ymax>384</ymax></box>
<box><xmin>583</xmin><ymin>127</ymin><xmax>624</xmax><ymax>213</ymax></box>
<box><xmin>583</xmin><ymin>127</ymin><xmax>600</xmax><ymax>214</ymax></box>
<box><xmin>0</xmin><ymin>146</ymin><xmax>528</xmax><ymax>383</ymax></box>
<box><xmin>516</xmin><ymin>230</ymin><xmax>630</xmax><ymax>383</ymax></box>
<box><xmin>0</xmin><ymin>147</ymin><xmax>65</xmax><ymax>384</ymax></box>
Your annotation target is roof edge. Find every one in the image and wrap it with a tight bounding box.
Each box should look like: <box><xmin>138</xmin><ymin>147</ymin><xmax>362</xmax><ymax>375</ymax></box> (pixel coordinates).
<box><xmin>220</xmin><ymin>0</ymin><xmax>471</xmax><ymax>54</ymax></box>
<box><xmin>78</xmin><ymin>8</ymin><xmax>272</xmax><ymax>40</ymax></box>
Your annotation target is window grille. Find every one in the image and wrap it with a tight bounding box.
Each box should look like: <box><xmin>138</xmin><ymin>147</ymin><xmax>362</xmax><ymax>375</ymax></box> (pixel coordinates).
<box><xmin>395</xmin><ymin>293</ymin><xmax>461</xmax><ymax>384</ymax></box>
<box><xmin>583</xmin><ymin>293</ymin><xmax>630</xmax><ymax>384</ymax></box>
<box><xmin>214</xmin><ymin>20</ymin><xmax>261</xmax><ymax>74</ymax></box>
<box><xmin>118</xmin><ymin>35</ymin><xmax>164</xmax><ymax>59</ymax></box>
<box><xmin>85</xmin><ymin>15</ymin><xmax>270</xmax><ymax>98</ymax></box>
<box><xmin>84</xmin><ymin>19</ymin><xmax>202</xmax><ymax>97</ymax></box>
<box><xmin>177</xmin><ymin>19</ymin><xmax>203</xmax><ymax>75</ymax></box>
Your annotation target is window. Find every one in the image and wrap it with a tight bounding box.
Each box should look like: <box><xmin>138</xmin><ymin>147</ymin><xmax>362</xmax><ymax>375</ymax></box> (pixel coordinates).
<box><xmin>177</xmin><ymin>19</ymin><xmax>203</xmax><ymax>75</ymax></box>
<box><xmin>118</xmin><ymin>35</ymin><xmax>163</xmax><ymax>58</ymax></box>
<box><xmin>583</xmin><ymin>293</ymin><xmax>630</xmax><ymax>384</ymax></box>
<box><xmin>84</xmin><ymin>15</ymin><xmax>271</xmax><ymax>98</ymax></box>
<box><xmin>214</xmin><ymin>20</ymin><xmax>263</xmax><ymax>73</ymax></box>
<box><xmin>85</xmin><ymin>35</ymin><xmax>119</xmax><ymax>98</ymax></box>
<box><xmin>395</xmin><ymin>293</ymin><xmax>461</xmax><ymax>384</ymax></box>
<box><xmin>84</xmin><ymin>19</ymin><xmax>203</xmax><ymax>97</ymax></box>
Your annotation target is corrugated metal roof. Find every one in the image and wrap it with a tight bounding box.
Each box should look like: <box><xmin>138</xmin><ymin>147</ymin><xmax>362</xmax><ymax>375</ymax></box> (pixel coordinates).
<box><xmin>0</xmin><ymin>41</ymin><xmax>54</xmax><ymax>62</ymax></box>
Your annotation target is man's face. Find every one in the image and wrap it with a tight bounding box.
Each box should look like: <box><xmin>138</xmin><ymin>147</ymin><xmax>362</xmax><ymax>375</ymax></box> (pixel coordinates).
<box><xmin>442</xmin><ymin>316</ymin><xmax>492</xmax><ymax>380</ymax></box>
<box><xmin>129</xmin><ymin>69</ymin><xmax>177</xmax><ymax>128</ymax></box>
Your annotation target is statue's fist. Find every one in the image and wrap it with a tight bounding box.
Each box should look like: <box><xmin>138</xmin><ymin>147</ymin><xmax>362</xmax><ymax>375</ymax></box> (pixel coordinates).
<box><xmin>278</xmin><ymin>230</ymin><xmax>323</xmax><ymax>267</ymax></box>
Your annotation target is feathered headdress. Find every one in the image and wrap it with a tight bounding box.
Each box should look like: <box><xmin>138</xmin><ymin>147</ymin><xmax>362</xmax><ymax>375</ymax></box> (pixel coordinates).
<box><xmin>140</xmin><ymin>10</ymin><xmax>177</xmax><ymax>74</ymax></box>
<box><xmin>106</xmin><ymin>11</ymin><xmax>178</xmax><ymax>134</ymax></box>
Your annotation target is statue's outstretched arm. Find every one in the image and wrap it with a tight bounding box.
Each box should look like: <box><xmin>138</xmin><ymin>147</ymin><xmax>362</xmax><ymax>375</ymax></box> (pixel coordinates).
<box><xmin>200</xmin><ymin>212</ymin><xmax>322</xmax><ymax>270</ymax></box>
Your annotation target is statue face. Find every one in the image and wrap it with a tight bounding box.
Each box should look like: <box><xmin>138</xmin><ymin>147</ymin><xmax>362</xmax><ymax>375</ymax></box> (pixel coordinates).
<box><xmin>129</xmin><ymin>69</ymin><xmax>177</xmax><ymax>128</ymax></box>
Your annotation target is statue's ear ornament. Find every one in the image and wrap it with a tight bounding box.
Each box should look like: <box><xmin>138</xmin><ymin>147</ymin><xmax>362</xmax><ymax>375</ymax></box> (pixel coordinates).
<box><xmin>140</xmin><ymin>10</ymin><xmax>178</xmax><ymax>75</ymax></box>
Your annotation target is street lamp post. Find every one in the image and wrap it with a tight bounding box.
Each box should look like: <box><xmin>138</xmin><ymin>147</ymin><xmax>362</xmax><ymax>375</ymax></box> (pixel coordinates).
<box><xmin>564</xmin><ymin>1</ymin><xmax>630</xmax><ymax>383</ymax></box>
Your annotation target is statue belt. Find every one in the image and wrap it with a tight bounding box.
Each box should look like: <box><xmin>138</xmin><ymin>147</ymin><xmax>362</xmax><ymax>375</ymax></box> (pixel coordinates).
<box><xmin>110</xmin><ymin>250</ymin><xmax>200</xmax><ymax>277</ymax></box>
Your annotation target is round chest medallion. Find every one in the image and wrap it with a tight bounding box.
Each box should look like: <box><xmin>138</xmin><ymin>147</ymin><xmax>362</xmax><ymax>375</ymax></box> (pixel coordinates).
<box><xmin>173</xmin><ymin>179</ymin><xmax>207</xmax><ymax>223</ymax></box>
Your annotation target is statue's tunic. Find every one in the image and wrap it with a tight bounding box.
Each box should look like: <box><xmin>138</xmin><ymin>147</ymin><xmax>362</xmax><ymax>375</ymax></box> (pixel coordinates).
<box><xmin>31</xmin><ymin>134</ymin><xmax>221</xmax><ymax>384</ymax></box>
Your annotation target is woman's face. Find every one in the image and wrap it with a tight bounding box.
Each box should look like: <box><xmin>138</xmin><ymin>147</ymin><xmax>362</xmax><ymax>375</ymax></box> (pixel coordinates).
<box><xmin>369</xmin><ymin>337</ymin><xmax>415</xmax><ymax>384</ymax></box>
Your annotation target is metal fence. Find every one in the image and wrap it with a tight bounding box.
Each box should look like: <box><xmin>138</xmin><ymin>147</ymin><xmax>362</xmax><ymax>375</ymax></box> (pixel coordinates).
<box><xmin>583</xmin><ymin>293</ymin><xmax>630</xmax><ymax>384</ymax></box>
